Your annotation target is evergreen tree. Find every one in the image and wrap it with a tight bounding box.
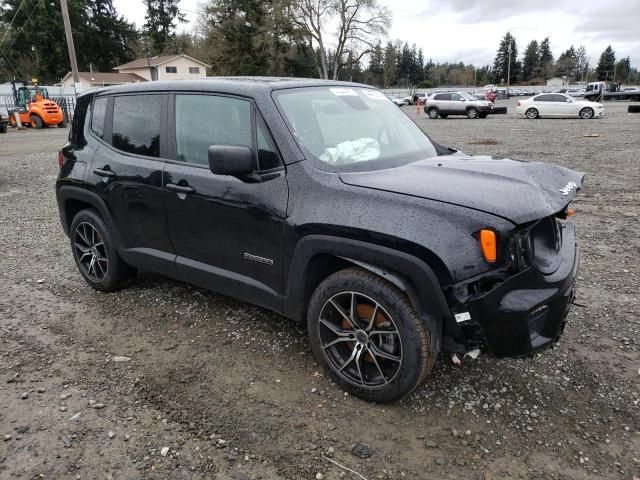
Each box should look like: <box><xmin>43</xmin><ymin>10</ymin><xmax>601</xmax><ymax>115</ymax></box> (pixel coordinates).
<box><xmin>537</xmin><ymin>37</ymin><xmax>554</xmax><ymax>79</ymax></box>
<box><xmin>0</xmin><ymin>0</ymin><xmax>137</xmax><ymax>83</ymax></box>
<box><xmin>492</xmin><ymin>32</ymin><xmax>519</xmax><ymax>84</ymax></box>
<box><xmin>555</xmin><ymin>46</ymin><xmax>577</xmax><ymax>79</ymax></box>
<box><xmin>615</xmin><ymin>56</ymin><xmax>631</xmax><ymax>83</ymax></box>
<box><xmin>595</xmin><ymin>45</ymin><xmax>616</xmax><ymax>80</ymax></box>
<box><xmin>143</xmin><ymin>0</ymin><xmax>186</xmax><ymax>55</ymax></box>
<box><xmin>521</xmin><ymin>40</ymin><xmax>539</xmax><ymax>82</ymax></box>
<box><xmin>574</xmin><ymin>45</ymin><xmax>588</xmax><ymax>82</ymax></box>
<box><xmin>367</xmin><ymin>41</ymin><xmax>384</xmax><ymax>87</ymax></box>
<box><xmin>382</xmin><ymin>41</ymin><xmax>397</xmax><ymax>87</ymax></box>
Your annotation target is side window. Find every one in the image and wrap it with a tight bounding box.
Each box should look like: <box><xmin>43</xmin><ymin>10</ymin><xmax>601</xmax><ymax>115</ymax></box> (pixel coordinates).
<box><xmin>256</xmin><ymin>118</ymin><xmax>281</xmax><ymax>170</ymax></box>
<box><xmin>450</xmin><ymin>93</ymin><xmax>463</xmax><ymax>101</ymax></box>
<box><xmin>535</xmin><ymin>95</ymin><xmax>550</xmax><ymax>102</ymax></box>
<box><xmin>189</xmin><ymin>67</ymin><xmax>200</xmax><ymax>74</ymax></box>
<box><xmin>434</xmin><ymin>93</ymin><xmax>449</xmax><ymax>101</ymax></box>
<box><xmin>553</xmin><ymin>94</ymin><xmax>569</xmax><ymax>102</ymax></box>
<box><xmin>91</xmin><ymin>97</ymin><xmax>107</xmax><ymax>139</ymax></box>
<box><xmin>111</xmin><ymin>95</ymin><xmax>161</xmax><ymax>157</ymax></box>
<box><xmin>175</xmin><ymin>94</ymin><xmax>252</xmax><ymax>166</ymax></box>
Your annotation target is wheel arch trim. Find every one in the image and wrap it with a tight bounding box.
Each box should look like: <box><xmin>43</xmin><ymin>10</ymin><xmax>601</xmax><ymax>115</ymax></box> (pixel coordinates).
<box><xmin>283</xmin><ymin>235</ymin><xmax>450</xmax><ymax>351</ymax></box>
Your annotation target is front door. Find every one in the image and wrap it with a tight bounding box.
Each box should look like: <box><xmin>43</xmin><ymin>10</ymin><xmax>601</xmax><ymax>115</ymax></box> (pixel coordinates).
<box><xmin>163</xmin><ymin>93</ymin><xmax>288</xmax><ymax>310</ymax></box>
<box><xmin>449</xmin><ymin>93</ymin><xmax>466</xmax><ymax>114</ymax></box>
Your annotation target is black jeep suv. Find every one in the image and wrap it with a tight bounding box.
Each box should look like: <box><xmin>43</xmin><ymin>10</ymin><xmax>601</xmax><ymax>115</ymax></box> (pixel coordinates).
<box><xmin>56</xmin><ymin>78</ymin><xmax>583</xmax><ymax>402</ymax></box>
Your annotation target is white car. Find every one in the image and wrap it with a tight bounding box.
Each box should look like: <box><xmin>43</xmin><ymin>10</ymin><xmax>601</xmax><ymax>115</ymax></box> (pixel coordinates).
<box><xmin>516</xmin><ymin>93</ymin><xmax>604</xmax><ymax>119</ymax></box>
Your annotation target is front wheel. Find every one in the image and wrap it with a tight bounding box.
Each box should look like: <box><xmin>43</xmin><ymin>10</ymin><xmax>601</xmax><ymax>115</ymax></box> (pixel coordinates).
<box><xmin>466</xmin><ymin>107</ymin><xmax>479</xmax><ymax>119</ymax></box>
<box><xmin>579</xmin><ymin>107</ymin><xmax>594</xmax><ymax>119</ymax></box>
<box><xmin>307</xmin><ymin>268</ymin><xmax>437</xmax><ymax>403</ymax></box>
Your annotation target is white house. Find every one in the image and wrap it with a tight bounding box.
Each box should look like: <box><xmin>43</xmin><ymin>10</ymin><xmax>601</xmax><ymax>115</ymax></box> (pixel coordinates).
<box><xmin>114</xmin><ymin>54</ymin><xmax>210</xmax><ymax>81</ymax></box>
<box><xmin>61</xmin><ymin>71</ymin><xmax>146</xmax><ymax>90</ymax></box>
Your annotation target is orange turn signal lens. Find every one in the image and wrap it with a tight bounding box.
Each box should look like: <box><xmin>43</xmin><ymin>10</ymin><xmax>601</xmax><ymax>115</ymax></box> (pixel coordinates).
<box><xmin>479</xmin><ymin>229</ymin><xmax>497</xmax><ymax>263</ymax></box>
<box><xmin>566</xmin><ymin>208</ymin><xmax>575</xmax><ymax>217</ymax></box>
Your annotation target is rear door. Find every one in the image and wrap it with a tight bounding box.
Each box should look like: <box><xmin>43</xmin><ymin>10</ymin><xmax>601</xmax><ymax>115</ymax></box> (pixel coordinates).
<box><xmin>432</xmin><ymin>93</ymin><xmax>450</xmax><ymax>113</ymax></box>
<box><xmin>162</xmin><ymin>93</ymin><xmax>288</xmax><ymax>309</ymax></box>
<box><xmin>88</xmin><ymin>93</ymin><xmax>175</xmax><ymax>276</ymax></box>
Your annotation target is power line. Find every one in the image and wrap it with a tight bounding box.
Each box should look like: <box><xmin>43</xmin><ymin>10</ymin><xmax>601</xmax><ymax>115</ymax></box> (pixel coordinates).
<box><xmin>0</xmin><ymin>0</ymin><xmax>28</xmax><ymax>49</ymax></box>
<box><xmin>0</xmin><ymin>0</ymin><xmax>44</xmax><ymax>74</ymax></box>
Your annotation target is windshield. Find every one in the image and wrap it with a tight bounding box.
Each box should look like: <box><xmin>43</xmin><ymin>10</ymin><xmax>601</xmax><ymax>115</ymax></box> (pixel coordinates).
<box><xmin>460</xmin><ymin>92</ymin><xmax>477</xmax><ymax>101</ymax></box>
<box><xmin>274</xmin><ymin>87</ymin><xmax>438</xmax><ymax>170</ymax></box>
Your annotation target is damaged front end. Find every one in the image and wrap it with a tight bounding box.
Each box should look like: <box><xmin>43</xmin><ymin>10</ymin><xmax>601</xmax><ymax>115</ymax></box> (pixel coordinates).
<box><xmin>445</xmin><ymin>205</ymin><xmax>580</xmax><ymax>357</ymax></box>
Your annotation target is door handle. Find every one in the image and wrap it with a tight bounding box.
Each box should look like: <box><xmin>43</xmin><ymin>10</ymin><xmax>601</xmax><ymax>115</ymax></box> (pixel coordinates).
<box><xmin>166</xmin><ymin>183</ymin><xmax>195</xmax><ymax>194</ymax></box>
<box><xmin>94</xmin><ymin>168</ymin><xmax>116</xmax><ymax>178</ymax></box>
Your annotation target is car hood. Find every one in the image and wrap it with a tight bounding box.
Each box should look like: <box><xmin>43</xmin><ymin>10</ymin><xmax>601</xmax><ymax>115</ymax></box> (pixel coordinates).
<box><xmin>339</xmin><ymin>156</ymin><xmax>585</xmax><ymax>225</ymax></box>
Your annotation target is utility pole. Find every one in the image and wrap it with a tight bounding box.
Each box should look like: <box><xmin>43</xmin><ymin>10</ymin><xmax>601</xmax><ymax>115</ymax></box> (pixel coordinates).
<box><xmin>60</xmin><ymin>0</ymin><xmax>80</xmax><ymax>96</ymax></box>
<box><xmin>507</xmin><ymin>43</ymin><xmax>512</xmax><ymax>98</ymax></box>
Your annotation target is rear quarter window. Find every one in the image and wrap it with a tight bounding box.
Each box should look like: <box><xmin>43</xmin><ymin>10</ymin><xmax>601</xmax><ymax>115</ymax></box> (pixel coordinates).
<box><xmin>91</xmin><ymin>97</ymin><xmax>107</xmax><ymax>139</ymax></box>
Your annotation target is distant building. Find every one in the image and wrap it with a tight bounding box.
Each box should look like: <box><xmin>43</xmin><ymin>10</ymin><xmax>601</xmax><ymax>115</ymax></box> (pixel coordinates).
<box><xmin>546</xmin><ymin>77</ymin><xmax>566</xmax><ymax>87</ymax></box>
<box><xmin>114</xmin><ymin>54</ymin><xmax>210</xmax><ymax>81</ymax></box>
<box><xmin>61</xmin><ymin>71</ymin><xmax>146</xmax><ymax>90</ymax></box>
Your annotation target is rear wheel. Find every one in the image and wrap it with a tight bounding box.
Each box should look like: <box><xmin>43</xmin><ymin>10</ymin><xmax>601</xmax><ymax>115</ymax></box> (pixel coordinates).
<box><xmin>307</xmin><ymin>268</ymin><xmax>437</xmax><ymax>403</ymax></box>
<box><xmin>466</xmin><ymin>107</ymin><xmax>479</xmax><ymax>119</ymax></box>
<box><xmin>526</xmin><ymin>108</ymin><xmax>539</xmax><ymax>119</ymax></box>
<box><xmin>30</xmin><ymin>115</ymin><xmax>43</xmax><ymax>129</ymax></box>
<box><xmin>427</xmin><ymin>107</ymin><xmax>439</xmax><ymax>119</ymax></box>
<box><xmin>579</xmin><ymin>107</ymin><xmax>594</xmax><ymax>119</ymax></box>
<box><xmin>70</xmin><ymin>209</ymin><xmax>136</xmax><ymax>291</ymax></box>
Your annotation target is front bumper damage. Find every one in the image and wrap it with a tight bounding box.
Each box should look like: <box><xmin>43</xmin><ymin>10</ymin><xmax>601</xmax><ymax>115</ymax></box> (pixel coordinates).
<box><xmin>448</xmin><ymin>222</ymin><xmax>579</xmax><ymax>357</ymax></box>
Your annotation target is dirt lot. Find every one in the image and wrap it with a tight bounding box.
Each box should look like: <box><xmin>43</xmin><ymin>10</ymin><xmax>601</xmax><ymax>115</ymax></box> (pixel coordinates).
<box><xmin>1</xmin><ymin>98</ymin><xmax>639</xmax><ymax>480</ymax></box>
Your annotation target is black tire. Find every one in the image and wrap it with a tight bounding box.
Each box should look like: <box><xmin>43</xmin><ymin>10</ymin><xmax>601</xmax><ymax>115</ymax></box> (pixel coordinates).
<box><xmin>525</xmin><ymin>108</ymin><xmax>539</xmax><ymax>119</ymax></box>
<box><xmin>0</xmin><ymin>122</ymin><xmax>6</xmax><ymax>133</ymax></box>
<box><xmin>69</xmin><ymin>209</ymin><xmax>136</xmax><ymax>291</ymax></box>
<box><xmin>479</xmin><ymin>113</ymin><xmax>488</xmax><ymax>119</ymax></box>
<box><xmin>427</xmin><ymin>107</ymin><xmax>439</xmax><ymax>119</ymax></box>
<box><xmin>307</xmin><ymin>268</ymin><xmax>437</xmax><ymax>403</ymax></box>
<box><xmin>579</xmin><ymin>107</ymin><xmax>594</xmax><ymax>119</ymax></box>
<box><xmin>58</xmin><ymin>119</ymin><xmax>68</xmax><ymax>128</ymax></box>
<box><xmin>466</xmin><ymin>107</ymin><xmax>479</xmax><ymax>119</ymax></box>
<box><xmin>439</xmin><ymin>114</ymin><xmax>448</xmax><ymax>118</ymax></box>
<box><xmin>30</xmin><ymin>115</ymin><xmax>43</xmax><ymax>129</ymax></box>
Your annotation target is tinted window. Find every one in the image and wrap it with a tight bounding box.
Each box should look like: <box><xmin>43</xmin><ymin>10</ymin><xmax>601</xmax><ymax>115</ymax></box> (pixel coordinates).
<box><xmin>256</xmin><ymin>119</ymin><xmax>281</xmax><ymax>170</ymax></box>
<box><xmin>91</xmin><ymin>97</ymin><xmax>107</xmax><ymax>139</ymax></box>
<box><xmin>535</xmin><ymin>95</ymin><xmax>553</xmax><ymax>102</ymax></box>
<box><xmin>551</xmin><ymin>94</ymin><xmax>569</xmax><ymax>102</ymax></box>
<box><xmin>166</xmin><ymin>66</ymin><xmax>177</xmax><ymax>73</ymax></box>
<box><xmin>175</xmin><ymin>94</ymin><xmax>252</xmax><ymax>166</ymax></box>
<box><xmin>112</xmin><ymin>95</ymin><xmax>161</xmax><ymax>157</ymax></box>
<box><xmin>433</xmin><ymin>93</ymin><xmax>450</xmax><ymax>101</ymax></box>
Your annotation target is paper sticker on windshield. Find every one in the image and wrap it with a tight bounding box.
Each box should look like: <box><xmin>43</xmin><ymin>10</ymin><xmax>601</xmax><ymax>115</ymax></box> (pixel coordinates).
<box><xmin>330</xmin><ymin>88</ymin><xmax>358</xmax><ymax>96</ymax></box>
<box><xmin>363</xmin><ymin>90</ymin><xmax>386</xmax><ymax>100</ymax></box>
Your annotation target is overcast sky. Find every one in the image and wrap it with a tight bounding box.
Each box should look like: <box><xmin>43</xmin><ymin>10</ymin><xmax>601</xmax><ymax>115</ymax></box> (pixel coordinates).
<box><xmin>113</xmin><ymin>0</ymin><xmax>639</xmax><ymax>67</ymax></box>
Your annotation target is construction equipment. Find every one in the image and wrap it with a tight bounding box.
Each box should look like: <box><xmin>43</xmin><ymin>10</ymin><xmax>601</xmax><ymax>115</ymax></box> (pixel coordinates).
<box><xmin>8</xmin><ymin>81</ymin><xmax>66</xmax><ymax>129</ymax></box>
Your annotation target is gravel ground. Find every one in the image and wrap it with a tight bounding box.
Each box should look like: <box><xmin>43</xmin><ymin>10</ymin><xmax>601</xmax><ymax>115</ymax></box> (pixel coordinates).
<box><xmin>1</xmin><ymin>98</ymin><xmax>639</xmax><ymax>480</ymax></box>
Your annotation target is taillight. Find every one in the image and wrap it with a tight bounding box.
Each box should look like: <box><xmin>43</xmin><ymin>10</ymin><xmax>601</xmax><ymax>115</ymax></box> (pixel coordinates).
<box><xmin>58</xmin><ymin>151</ymin><xmax>64</xmax><ymax>168</ymax></box>
<box><xmin>479</xmin><ymin>229</ymin><xmax>497</xmax><ymax>263</ymax></box>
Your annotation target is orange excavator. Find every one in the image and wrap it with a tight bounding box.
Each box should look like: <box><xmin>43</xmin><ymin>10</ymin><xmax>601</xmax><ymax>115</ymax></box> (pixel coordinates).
<box><xmin>9</xmin><ymin>81</ymin><xmax>66</xmax><ymax>129</ymax></box>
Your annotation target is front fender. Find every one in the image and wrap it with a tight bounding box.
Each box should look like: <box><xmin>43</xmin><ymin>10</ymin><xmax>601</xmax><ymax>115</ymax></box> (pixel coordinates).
<box><xmin>283</xmin><ymin>235</ymin><xmax>451</xmax><ymax>352</ymax></box>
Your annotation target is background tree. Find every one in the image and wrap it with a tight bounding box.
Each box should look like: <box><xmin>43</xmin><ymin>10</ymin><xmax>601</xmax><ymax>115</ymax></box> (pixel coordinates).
<box><xmin>0</xmin><ymin>0</ymin><xmax>136</xmax><ymax>83</ymax></box>
<box><xmin>381</xmin><ymin>40</ymin><xmax>396</xmax><ymax>87</ymax></box>
<box><xmin>492</xmin><ymin>32</ymin><xmax>519</xmax><ymax>84</ymax></box>
<box><xmin>366</xmin><ymin>40</ymin><xmax>383</xmax><ymax>86</ymax></box>
<box><xmin>614</xmin><ymin>56</ymin><xmax>631</xmax><ymax>83</ymax></box>
<box><xmin>595</xmin><ymin>45</ymin><xmax>616</xmax><ymax>81</ymax></box>
<box><xmin>521</xmin><ymin>40</ymin><xmax>539</xmax><ymax>82</ymax></box>
<box><xmin>143</xmin><ymin>0</ymin><xmax>186</xmax><ymax>55</ymax></box>
<box><xmin>555</xmin><ymin>45</ymin><xmax>577</xmax><ymax>80</ymax></box>
<box><xmin>537</xmin><ymin>37</ymin><xmax>554</xmax><ymax>79</ymax></box>
<box><xmin>289</xmin><ymin>0</ymin><xmax>390</xmax><ymax>79</ymax></box>
<box><xmin>574</xmin><ymin>45</ymin><xmax>588</xmax><ymax>82</ymax></box>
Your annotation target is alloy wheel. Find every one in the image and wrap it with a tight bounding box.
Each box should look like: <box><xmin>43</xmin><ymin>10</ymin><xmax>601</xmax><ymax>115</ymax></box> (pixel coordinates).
<box><xmin>580</xmin><ymin>108</ymin><xmax>594</xmax><ymax>119</ymax></box>
<box><xmin>318</xmin><ymin>291</ymin><xmax>403</xmax><ymax>389</ymax></box>
<box><xmin>73</xmin><ymin>222</ymin><xmax>108</xmax><ymax>281</ymax></box>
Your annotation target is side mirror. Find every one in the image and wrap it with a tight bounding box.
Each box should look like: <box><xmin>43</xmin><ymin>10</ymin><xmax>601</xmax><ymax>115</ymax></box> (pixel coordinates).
<box><xmin>208</xmin><ymin>145</ymin><xmax>254</xmax><ymax>177</ymax></box>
